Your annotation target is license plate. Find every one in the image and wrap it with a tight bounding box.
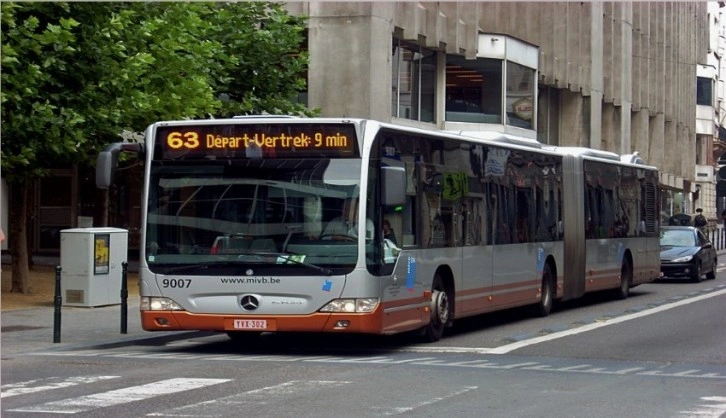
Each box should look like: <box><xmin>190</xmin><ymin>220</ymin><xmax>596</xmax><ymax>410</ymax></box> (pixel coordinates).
<box><xmin>233</xmin><ymin>319</ymin><xmax>267</xmax><ymax>330</ymax></box>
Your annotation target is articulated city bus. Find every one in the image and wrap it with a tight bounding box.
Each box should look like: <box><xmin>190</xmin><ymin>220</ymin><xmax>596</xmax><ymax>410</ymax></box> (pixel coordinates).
<box><xmin>96</xmin><ymin>117</ymin><xmax>661</xmax><ymax>342</ymax></box>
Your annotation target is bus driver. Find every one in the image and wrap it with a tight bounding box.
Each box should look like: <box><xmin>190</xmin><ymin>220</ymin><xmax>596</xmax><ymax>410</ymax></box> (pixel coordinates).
<box><xmin>321</xmin><ymin>198</ymin><xmax>374</xmax><ymax>240</ymax></box>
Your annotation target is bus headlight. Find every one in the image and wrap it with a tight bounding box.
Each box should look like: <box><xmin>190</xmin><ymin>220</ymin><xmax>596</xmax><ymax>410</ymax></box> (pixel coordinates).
<box><xmin>140</xmin><ymin>297</ymin><xmax>184</xmax><ymax>311</ymax></box>
<box><xmin>320</xmin><ymin>298</ymin><xmax>379</xmax><ymax>313</ymax></box>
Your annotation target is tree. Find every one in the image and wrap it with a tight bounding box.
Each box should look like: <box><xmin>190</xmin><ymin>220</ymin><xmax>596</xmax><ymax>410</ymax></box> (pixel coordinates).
<box><xmin>203</xmin><ymin>2</ymin><xmax>314</xmax><ymax>117</ymax></box>
<box><xmin>2</xmin><ymin>3</ymin><xmax>85</xmax><ymax>293</ymax></box>
<box><xmin>1</xmin><ymin>2</ymin><xmax>313</xmax><ymax>293</ymax></box>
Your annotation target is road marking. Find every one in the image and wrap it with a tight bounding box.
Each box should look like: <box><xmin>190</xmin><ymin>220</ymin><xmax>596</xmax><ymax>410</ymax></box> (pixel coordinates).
<box><xmin>8</xmin><ymin>378</ymin><xmax>230</xmax><ymax>414</ymax></box>
<box><xmin>486</xmin><ymin>287</ymin><xmax>726</xmax><ymax>354</ymax></box>
<box><xmin>1</xmin><ymin>376</ymin><xmax>119</xmax><ymax>398</ymax></box>
<box><xmin>679</xmin><ymin>396</ymin><xmax>726</xmax><ymax>417</ymax></box>
<box><xmin>148</xmin><ymin>380</ymin><xmax>350</xmax><ymax>416</ymax></box>
<box><xmin>376</xmin><ymin>386</ymin><xmax>478</xmax><ymax>416</ymax></box>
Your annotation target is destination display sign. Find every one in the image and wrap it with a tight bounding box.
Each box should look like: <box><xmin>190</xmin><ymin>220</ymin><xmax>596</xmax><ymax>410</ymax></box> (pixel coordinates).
<box><xmin>154</xmin><ymin>122</ymin><xmax>359</xmax><ymax>160</ymax></box>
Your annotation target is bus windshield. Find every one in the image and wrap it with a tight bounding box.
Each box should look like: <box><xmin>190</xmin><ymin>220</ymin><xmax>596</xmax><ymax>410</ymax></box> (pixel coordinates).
<box><xmin>145</xmin><ymin>158</ymin><xmax>364</xmax><ymax>275</ymax></box>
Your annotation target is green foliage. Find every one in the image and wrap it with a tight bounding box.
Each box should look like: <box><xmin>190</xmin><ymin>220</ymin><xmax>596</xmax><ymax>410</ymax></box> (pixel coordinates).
<box><xmin>1</xmin><ymin>2</ymin><xmax>83</xmax><ymax>182</ymax></box>
<box><xmin>1</xmin><ymin>2</ymin><xmax>314</xmax><ymax>185</ymax></box>
<box><xmin>203</xmin><ymin>2</ymin><xmax>314</xmax><ymax>117</ymax></box>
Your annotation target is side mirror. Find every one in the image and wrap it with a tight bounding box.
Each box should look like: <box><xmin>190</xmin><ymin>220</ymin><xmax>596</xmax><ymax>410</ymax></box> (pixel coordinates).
<box><xmin>96</xmin><ymin>142</ymin><xmax>143</xmax><ymax>188</ymax></box>
<box><xmin>381</xmin><ymin>166</ymin><xmax>406</xmax><ymax>207</ymax></box>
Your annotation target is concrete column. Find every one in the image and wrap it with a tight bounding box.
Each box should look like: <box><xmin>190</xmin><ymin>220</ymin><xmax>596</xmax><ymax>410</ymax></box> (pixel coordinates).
<box><xmin>649</xmin><ymin>113</ymin><xmax>665</xmax><ymax>170</ymax></box>
<box><xmin>631</xmin><ymin>109</ymin><xmax>649</xmax><ymax>161</ymax></box>
<box><xmin>560</xmin><ymin>91</ymin><xmax>584</xmax><ymax>147</ymax></box>
<box><xmin>539</xmin><ymin>3</ymin><xmax>555</xmax><ymax>85</ymax></box>
<box><xmin>615</xmin><ymin>3</ymin><xmax>633</xmax><ymax>155</ymax></box>
<box><xmin>602</xmin><ymin>3</ymin><xmax>613</xmax><ymax>103</ymax></box>
<box><xmin>601</xmin><ymin>102</ymin><xmax>615</xmax><ymax>151</ymax></box>
<box><xmin>566</xmin><ymin>3</ymin><xmax>581</xmax><ymax>90</ymax></box>
<box><xmin>652</xmin><ymin>2</ymin><xmax>664</xmax><ymax>114</ymax></box>
<box><xmin>589</xmin><ymin>3</ymin><xmax>604</xmax><ymax>151</ymax></box>
<box><xmin>680</xmin><ymin>123</ymin><xmax>695</xmax><ymax>179</ymax></box>
<box><xmin>664</xmin><ymin>120</ymin><xmax>677</xmax><ymax>174</ymax></box>
<box><xmin>307</xmin><ymin>3</ymin><xmax>394</xmax><ymax>120</ymax></box>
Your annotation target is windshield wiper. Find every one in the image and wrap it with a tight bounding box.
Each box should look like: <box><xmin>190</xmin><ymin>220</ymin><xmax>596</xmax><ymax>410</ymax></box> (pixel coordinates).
<box><xmin>233</xmin><ymin>249</ymin><xmax>333</xmax><ymax>276</ymax></box>
<box><xmin>161</xmin><ymin>263</ymin><xmax>211</xmax><ymax>274</ymax></box>
<box><xmin>156</xmin><ymin>250</ymin><xmax>333</xmax><ymax>276</ymax></box>
<box><xmin>276</xmin><ymin>253</ymin><xmax>333</xmax><ymax>276</ymax></box>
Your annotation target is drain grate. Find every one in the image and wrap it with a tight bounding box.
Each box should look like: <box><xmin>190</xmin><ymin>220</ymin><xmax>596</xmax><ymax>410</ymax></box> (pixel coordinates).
<box><xmin>1</xmin><ymin>325</ymin><xmax>47</xmax><ymax>333</ymax></box>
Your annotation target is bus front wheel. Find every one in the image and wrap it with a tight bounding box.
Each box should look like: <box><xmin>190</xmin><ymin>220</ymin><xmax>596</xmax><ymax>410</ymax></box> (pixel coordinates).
<box><xmin>423</xmin><ymin>274</ymin><xmax>450</xmax><ymax>342</ymax></box>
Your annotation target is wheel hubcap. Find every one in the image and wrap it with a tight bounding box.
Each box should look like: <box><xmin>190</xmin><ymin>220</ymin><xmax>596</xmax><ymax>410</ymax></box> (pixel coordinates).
<box><xmin>432</xmin><ymin>290</ymin><xmax>449</xmax><ymax>324</ymax></box>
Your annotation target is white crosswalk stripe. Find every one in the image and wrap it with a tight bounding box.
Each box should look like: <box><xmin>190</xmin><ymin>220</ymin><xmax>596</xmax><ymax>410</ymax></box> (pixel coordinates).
<box><xmin>679</xmin><ymin>396</ymin><xmax>726</xmax><ymax>417</ymax></box>
<box><xmin>8</xmin><ymin>378</ymin><xmax>230</xmax><ymax>414</ymax></box>
<box><xmin>148</xmin><ymin>380</ymin><xmax>351</xmax><ymax>417</ymax></box>
<box><xmin>1</xmin><ymin>375</ymin><xmax>119</xmax><ymax>399</ymax></box>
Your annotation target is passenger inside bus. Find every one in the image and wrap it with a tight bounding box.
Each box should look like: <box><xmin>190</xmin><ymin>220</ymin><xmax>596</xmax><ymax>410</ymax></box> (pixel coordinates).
<box><xmin>382</xmin><ymin>219</ymin><xmax>397</xmax><ymax>246</ymax></box>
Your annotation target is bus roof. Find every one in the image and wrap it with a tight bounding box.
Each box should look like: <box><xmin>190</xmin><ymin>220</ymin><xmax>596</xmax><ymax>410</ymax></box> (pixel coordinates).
<box><xmin>145</xmin><ymin>116</ymin><xmax>656</xmax><ymax>169</ymax></box>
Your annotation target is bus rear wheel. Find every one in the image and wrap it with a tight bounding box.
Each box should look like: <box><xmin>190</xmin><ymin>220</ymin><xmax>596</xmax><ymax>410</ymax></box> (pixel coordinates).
<box><xmin>615</xmin><ymin>259</ymin><xmax>632</xmax><ymax>299</ymax></box>
<box><xmin>422</xmin><ymin>274</ymin><xmax>450</xmax><ymax>342</ymax></box>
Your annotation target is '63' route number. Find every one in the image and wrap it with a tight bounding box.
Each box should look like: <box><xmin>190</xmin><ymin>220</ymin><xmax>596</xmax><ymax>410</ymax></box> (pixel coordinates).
<box><xmin>166</xmin><ymin>131</ymin><xmax>200</xmax><ymax>150</ymax></box>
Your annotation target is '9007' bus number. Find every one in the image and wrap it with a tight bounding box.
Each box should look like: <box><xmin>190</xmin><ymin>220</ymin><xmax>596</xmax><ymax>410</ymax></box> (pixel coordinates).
<box><xmin>162</xmin><ymin>279</ymin><xmax>191</xmax><ymax>288</ymax></box>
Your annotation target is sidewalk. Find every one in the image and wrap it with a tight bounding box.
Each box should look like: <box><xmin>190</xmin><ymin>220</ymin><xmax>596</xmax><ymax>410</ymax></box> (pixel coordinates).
<box><xmin>0</xmin><ymin>255</ymin><xmax>179</xmax><ymax>358</ymax></box>
<box><xmin>1</xmin><ymin>299</ymin><xmax>149</xmax><ymax>357</ymax></box>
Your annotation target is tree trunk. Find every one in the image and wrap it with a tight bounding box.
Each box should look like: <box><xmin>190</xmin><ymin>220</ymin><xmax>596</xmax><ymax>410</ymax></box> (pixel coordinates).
<box><xmin>26</xmin><ymin>180</ymin><xmax>35</xmax><ymax>267</ymax></box>
<box><xmin>9</xmin><ymin>180</ymin><xmax>31</xmax><ymax>294</ymax></box>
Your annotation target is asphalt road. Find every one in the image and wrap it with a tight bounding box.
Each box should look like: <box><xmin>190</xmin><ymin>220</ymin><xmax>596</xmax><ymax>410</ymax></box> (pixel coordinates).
<box><xmin>2</xmin><ymin>267</ymin><xmax>725</xmax><ymax>417</ymax></box>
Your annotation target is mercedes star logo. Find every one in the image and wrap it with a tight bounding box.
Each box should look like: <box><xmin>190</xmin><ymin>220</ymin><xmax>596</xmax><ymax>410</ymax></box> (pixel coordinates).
<box><xmin>240</xmin><ymin>295</ymin><xmax>259</xmax><ymax>311</ymax></box>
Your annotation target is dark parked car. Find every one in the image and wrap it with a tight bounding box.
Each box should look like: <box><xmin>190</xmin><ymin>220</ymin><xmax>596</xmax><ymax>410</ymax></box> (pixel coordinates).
<box><xmin>660</xmin><ymin>226</ymin><xmax>717</xmax><ymax>282</ymax></box>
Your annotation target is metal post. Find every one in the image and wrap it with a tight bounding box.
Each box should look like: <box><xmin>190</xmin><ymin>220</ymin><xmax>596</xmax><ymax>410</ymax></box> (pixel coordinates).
<box><xmin>53</xmin><ymin>266</ymin><xmax>62</xmax><ymax>343</ymax></box>
<box><xmin>120</xmin><ymin>261</ymin><xmax>128</xmax><ymax>334</ymax></box>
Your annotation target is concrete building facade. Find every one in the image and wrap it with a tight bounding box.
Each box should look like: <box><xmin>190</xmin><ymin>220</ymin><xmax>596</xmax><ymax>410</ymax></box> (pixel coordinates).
<box><xmin>709</xmin><ymin>2</ymin><xmax>726</xmax><ymax>221</ymax></box>
<box><xmin>1</xmin><ymin>2</ymin><xmax>711</xmax><ymax>255</ymax></box>
<box><xmin>286</xmin><ymin>2</ymin><xmax>709</xmax><ymax>224</ymax></box>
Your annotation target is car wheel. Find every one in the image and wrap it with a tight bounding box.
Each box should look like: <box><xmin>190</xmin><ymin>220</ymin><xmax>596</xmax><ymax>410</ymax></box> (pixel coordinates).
<box><xmin>691</xmin><ymin>261</ymin><xmax>703</xmax><ymax>283</ymax></box>
<box><xmin>706</xmin><ymin>258</ymin><xmax>717</xmax><ymax>280</ymax></box>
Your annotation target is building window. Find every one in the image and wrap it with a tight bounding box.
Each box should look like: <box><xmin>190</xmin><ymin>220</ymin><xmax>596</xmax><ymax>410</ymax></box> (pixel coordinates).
<box><xmin>506</xmin><ymin>61</ymin><xmax>535</xmax><ymax>129</ymax></box>
<box><xmin>697</xmin><ymin>77</ymin><xmax>713</xmax><ymax>106</ymax></box>
<box><xmin>445</xmin><ymin>55</ymin><xmax>502</xmax><ymax>123</ymax></box>
<box><xmin>392</xmin><ymin>39</ymin><xmax>436</xmax><ymax>122</ymax></box>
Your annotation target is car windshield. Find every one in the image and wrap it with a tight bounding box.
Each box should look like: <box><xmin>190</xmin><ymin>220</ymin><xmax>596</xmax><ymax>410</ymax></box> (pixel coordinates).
<box><xmin>660</xmin><ymin>229</ymin><xmax>696</xmax><ymax>247</ymax></box>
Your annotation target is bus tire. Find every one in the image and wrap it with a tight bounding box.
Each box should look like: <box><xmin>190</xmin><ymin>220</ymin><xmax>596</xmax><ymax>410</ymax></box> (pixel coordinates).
<box><xmin>534</xmin><ymin>263</ymin><xmax>554</xmax><ymax>317</ymax></box>
<box><xmin>422</xmin><ymin>274</ymin><xmax>450</xmax><ymax>342</ymax></box>
<box><xmin>615</xmin><ymin>259</ymin><xmax>632</xmax><ymax>299</ymax></box>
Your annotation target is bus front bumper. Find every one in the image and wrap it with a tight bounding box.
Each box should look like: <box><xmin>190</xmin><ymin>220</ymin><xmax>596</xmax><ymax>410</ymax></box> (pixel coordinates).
<box><xmin>140</xmin><ymin>309</ymin><xmax>386</xmax><ymax>334</ymax></box>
